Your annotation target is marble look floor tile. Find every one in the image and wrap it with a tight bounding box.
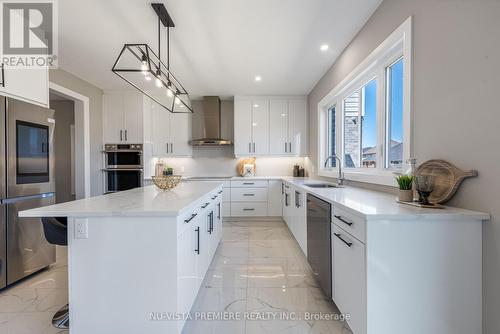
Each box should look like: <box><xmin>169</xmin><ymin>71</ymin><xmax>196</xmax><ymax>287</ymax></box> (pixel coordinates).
<box><xmin>248</xmin><ymin>240</ymin><xmax>302</xmax><ymax>258</ymax></box>
<box><xmin>15</xmin><ymin>270</ymin><xmax>68</xmax><ymax>290</ymax></box>
<box><xmin>191</xmin><ymin>287</ymin><xmax>247</xmax><ymax>312</ymax></box>
<box><xmin>217</xmin><ymin>241</ymin><xmax>249</xmax><ymax>258</ymax></box>
<box><xmin>245</xmin><ymin>319</ymin><xmax>349</xmax><ymax>334</ymax></box>
<box><xmin>249</xmin><ymin>227</ymin><xmax>293</xmax><ymax>241</ymax></box>
<box><xmin>183</xmin><ymin>319</ymin><xmax>245</xmax><ymax>334</ymax></box>
<box><xmin>0</xmin><ymin>312</ymin><xmax>68</xmax><ymax>334</ymax></box>
<box><xmin>209</xmin><ymin>254</ymin><xmax>250</xmax><ymax>269</ymax></box>
<box><xmin>246</xmin><ymin>287</ymin><xmax>335</xmax><ymax>313</ymax></box>
<box><xmin>0</xmin><ymin>288</ymin><xmax>67</xmax><ymax>313</ymax></box>
<box><xmin>223</xmin><ymin>227</ymin><xmax>251</xmax><ymax>241</ymax></box>
<box><xmin>203</xmin><ymin>265</ymin><xmax>248</xmax><ymax>288</ymax></box>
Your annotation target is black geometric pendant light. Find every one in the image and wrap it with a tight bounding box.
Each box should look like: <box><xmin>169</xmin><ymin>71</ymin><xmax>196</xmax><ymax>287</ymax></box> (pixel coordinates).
<box><xmin>112</xmin><ymin>3</ymin><xmax>193</xmax><ymax>113</ymax></box>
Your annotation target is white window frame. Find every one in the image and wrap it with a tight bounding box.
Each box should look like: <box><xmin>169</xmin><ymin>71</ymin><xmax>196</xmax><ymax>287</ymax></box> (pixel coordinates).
<box><xmin>318</xmin><ymin>17</ymin><xmax>412</xmax><ymax>186</ymax></box>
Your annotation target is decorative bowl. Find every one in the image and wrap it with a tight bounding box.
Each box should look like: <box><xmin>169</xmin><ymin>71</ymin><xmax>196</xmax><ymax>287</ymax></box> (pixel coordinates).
<box><xmin>152</xmin><ymin>175</ymin><xmax>182</xmax><ymax>191</ymax></box>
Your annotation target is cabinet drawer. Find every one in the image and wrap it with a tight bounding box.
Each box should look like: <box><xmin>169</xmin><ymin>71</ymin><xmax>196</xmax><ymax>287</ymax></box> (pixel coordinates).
<box><xmin>231</xmin><ymin>180</ymin><xmax>268</xmax><ymax>188</ymax></box>
<box><xmin>332</xmin><ymin>206</ymin><xmax>366</xmax><ymax>243</ymax></box>
<box><xmin>331</xmin><ymin>224</ymin><xmax>366</xmax><ymax>334</ymax></box>
<box><xmin>177</xmin><ymin>206</ymin><xmax>201</xmax><ymax>235</ymax></box>
<box><xmin>231</xmin><ymin>202</ymin><xmax>267</xmax><ymax>216</ymax></box>
<box><xmin>231</xmin><ymin>187</ymin><xmax>268</xmax><ymax>202</ymax></box>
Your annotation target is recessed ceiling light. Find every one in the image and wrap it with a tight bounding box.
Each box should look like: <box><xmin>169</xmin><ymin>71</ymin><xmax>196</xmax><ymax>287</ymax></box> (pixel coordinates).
<box><xmin>255</xmin><ymin>76</ymin><xmax>262</xmax><ymax>82</ymax></box>
<box><xmin>320</xmin><ymin>44</ymin><xmax>329</xmax><ymax>51</ymax></box>
<box><xmin>253</xmin><ymin>104</ymin><xmax>259</xmax><ymax>108</ymax></box>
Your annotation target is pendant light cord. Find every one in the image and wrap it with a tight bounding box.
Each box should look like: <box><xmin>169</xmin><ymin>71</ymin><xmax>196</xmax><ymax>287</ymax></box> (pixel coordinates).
<box><xmin>157</xmin><ymin>17</ymin><xmax>161</xmax><ymax>69</ymax></box>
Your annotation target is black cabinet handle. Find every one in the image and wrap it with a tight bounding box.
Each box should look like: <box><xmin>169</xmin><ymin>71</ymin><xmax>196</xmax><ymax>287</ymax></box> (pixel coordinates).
<box><xmin>334</xmin><ymin>233</ymin><xmax>353</xmax><ymax>247</ymax></box>
<box><xmin>218</xmin><ymin>190</ymin><xmax>223</xmax><ymax>194</ymax></box>
<box><xmin>201</xmin><ymin>203</ymin><xmax>209</xmax><ymax>209</ymax></box>
<box><xmin>124</xmin><ymin>130</ymin><xmax>128</xmax><ymax>141</ymax></box>
<box><xmin>334</xmin><ymin>215</ymin><xmax>353</xmax><ymax>226</ymax></box>
<box><xmin>217</xmin><ymin>203</ymin><xmax>221</xmax><ymax>219</ymax></box>
<box><xmin>243</xmin><ymin>208</ymin><xmax>255</xmax><ymax>211</ymax></box>
<box><xmin>212</xmin><ymin>196</ymin><xmax>217</xmax><ymax>200</ymax></box>
<box><xmin>195</xmin><ymin>227</ymin><xmax>200</xmax><ymax>254</ymax></box>
<box><xmin>0</xmin><ymin>63</ymin><xmax>4</xmax><ymax>87</ymax></box>
<box><xmin>184</xmin><ymin>213</ymin><xmax>197</xmax><ymax>224</ymax></box>
<box><xmin>120</xmin><ymin>130</ymin><xmax>123</xmax><ymax>141</ymax></box>
<box><xmin>243</xmin><ymin>182</ymin><xmax>254</xmax><ymax>185</ymax></box>
<box><xmin>243</xmin><ymin>193</ymin><xmax>255</xmax><ymax>196</ymax></box>
<box><xmin>208</xmin><ymin>212</ymin><xmax>213</xmax><ymax>234</ymax></box>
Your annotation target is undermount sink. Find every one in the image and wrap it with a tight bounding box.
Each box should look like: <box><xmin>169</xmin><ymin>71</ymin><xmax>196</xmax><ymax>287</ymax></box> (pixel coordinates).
<box><xmin>304</xmin><ymin>183</ymin><xmax>341</xmax><ymax>188</ymax></box>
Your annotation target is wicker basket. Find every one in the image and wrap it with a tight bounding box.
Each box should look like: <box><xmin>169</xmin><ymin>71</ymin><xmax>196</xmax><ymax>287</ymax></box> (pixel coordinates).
<box><xmin>152</xmin><ymin>175</ymin><xmax>182</xmax><ymax>191</ymax></box>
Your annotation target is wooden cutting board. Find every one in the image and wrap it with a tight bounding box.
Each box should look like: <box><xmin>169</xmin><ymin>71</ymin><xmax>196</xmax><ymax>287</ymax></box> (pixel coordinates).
<box><xmin>237</xmin><ymin>158</ymin><xmax>256</xmax><ymax>176</ymax></box>
<box><xmin>415</xmin><ymin>159</ymin><xmax>477</xmax><ymax>204</ymax></box>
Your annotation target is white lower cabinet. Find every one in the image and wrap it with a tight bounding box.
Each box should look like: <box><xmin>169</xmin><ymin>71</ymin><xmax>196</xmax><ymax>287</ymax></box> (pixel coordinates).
<box><xmin>282</xmin><ymin>182</ymin><xmax>307</xmax><ymax>256</ymax></box>
<box><xmin>176</xmin><ymin>190</ymin><xmax>222</xmax><ymax>332</ymax></box>
<box><xmin>268</xmin><ymin>180</ymin><xmax>283</xmax><ymax>217</ymax></box>
<box><xmin>332</xmin><ymin>223</ymin><xmax>366</xmax><ymax>334</ymax></box>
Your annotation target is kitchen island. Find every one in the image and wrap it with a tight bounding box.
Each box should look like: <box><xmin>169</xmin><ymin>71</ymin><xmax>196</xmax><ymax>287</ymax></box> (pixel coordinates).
<box><xmin>19</xmin><ymin>182</ymin><xmax>224</xmax><ymax>334</ymax></box>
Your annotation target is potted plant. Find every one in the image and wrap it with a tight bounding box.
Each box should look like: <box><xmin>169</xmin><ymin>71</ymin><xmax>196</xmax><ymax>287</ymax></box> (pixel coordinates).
<box><xmin>395</xmin><ymin>175</ymin><xmax>414</xmax><ymax>202</ymax></box>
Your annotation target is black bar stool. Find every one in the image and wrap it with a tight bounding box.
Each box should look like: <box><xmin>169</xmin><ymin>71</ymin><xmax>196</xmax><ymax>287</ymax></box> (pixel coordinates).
<box><xmin>41</xmin><ymin>217</ymin><xmax>69</xmax><ymax>329</ymax></box>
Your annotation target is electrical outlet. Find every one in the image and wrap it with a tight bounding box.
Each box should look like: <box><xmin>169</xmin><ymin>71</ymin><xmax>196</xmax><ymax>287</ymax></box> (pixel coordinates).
<box><xmin>74</xmin><ymin>218</ymin><xmax>88</xmax><ymax>239</ymax></box>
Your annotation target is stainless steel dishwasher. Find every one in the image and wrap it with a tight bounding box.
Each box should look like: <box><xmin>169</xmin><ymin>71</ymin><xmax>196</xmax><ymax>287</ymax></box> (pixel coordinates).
<box><xmin>307</xmin><ymin>194</ymin><xmax>332</xmax><ymax>298</ymax></box>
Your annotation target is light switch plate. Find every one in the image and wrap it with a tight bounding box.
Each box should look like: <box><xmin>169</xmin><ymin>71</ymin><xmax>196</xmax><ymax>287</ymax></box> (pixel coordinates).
<box><xmin>74</xmin><ymin>218</ymin><xmax>88</xmax><ymax>239</ymax></box>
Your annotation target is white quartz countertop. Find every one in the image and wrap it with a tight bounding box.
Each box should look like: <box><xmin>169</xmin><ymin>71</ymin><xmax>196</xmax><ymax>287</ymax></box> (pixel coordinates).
<box><xmin>19</xmin><ymin>182</ymin><xmax>223</xmax><ymax>218</ymax></box>
<box><xmin>282</xmin><ymin>177</ymin><xmax>490</xmax><ymax>221</ymax></box>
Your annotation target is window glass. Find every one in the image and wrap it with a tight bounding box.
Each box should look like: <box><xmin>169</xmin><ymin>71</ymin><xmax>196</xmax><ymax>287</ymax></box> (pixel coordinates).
<box><xmin>343</xmin><ymin>79</ymin><xmax>377</xmax><ymax>168</ymax></box>
<box><xmin>386</xmin><ymin>58</ymin><xmax>404</xmax><ymax>169</ymax></box>
<box><xmin>327</xmin><ymin>106</ymin><xmax>336</xmax><ymax>167</ymax></box>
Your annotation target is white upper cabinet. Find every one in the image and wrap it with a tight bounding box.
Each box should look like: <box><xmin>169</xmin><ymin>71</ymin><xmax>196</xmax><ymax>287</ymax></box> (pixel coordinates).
<box><xmin>233</xmin><ymin>98</ymin><xmax>253</xmax><ymax>155</ymax></box>
<box><xmin>0</xmin><ymin>62</ymin><xmax>49</xmax><ymax>107</ymax></box>
<box><xmin>251</xmin><ymin>100</ymin><xmax>269</xmax><ymax>155</ymax></box>
<box><xmin>148</xmin><ymin>99</ymin><xmax>192</xmax><ymax>157</ymax></box>
<box><xmin>103</xmin><ymin>92</ymin><xmax>144</xmax><ymax>144</ymax></box>
<box><xmin>288</xmin><ymin>98</ymin><xmax>308</xmax><ymax>156</ymax></box>
<box><xmin>269</xmin><ymin>99</ymin><xmax>288</xmax><ymax>155</ymax></box>
<box><xmin>169</xmin><ymin>112</ymin><xmax>192</xmax><ymax>156</ymax></box>
<box><xmin>150</xmin><ymin>100</ymin><xmax>170</xmax><ymax>156</ymax></box>
<box><xmin>234</xmin><ymin>96</ymin><xmax>307</xmax><ymax>157</ymax></box>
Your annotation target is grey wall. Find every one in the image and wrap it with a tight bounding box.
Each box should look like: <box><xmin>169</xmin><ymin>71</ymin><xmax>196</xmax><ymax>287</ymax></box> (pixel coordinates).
<box><xmin>306</xmin><ymin>0</ymin><xmax>500</xmax><ymax>332</ymax></box>
<box><xmin>49</xmin><ymin>69</ymin><xmax>104</xmax><ymax>196</ymax></box>
<box><xmin>52</xmin><ymin>100</ymin><xmax>75</xmax><ymax>203</ymax></box>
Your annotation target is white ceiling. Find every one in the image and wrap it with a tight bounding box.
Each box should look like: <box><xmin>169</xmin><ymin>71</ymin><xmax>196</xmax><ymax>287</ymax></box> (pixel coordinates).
<box><xmin>58</xmin><ymin>0</ymin><xmax>382</xmax><ymax>98</ymax></box>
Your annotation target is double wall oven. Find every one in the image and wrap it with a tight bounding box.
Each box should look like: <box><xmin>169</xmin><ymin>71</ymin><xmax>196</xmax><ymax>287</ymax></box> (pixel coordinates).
<box><xmin>103</xmin><ymin>144</ymin><xmax>143</xmax><ymax>193</ymax></box>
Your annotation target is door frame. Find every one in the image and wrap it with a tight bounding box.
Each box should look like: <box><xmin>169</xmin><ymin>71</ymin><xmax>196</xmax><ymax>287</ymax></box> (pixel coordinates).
<box><xmin>48</xmin><ymin>82</ymin><xmax>91</xmax><ymax>198</ymax></box>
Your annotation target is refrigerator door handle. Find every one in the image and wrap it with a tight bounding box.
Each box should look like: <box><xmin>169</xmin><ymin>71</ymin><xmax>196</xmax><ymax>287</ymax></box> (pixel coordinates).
<box><xmin>2</xmin><ymin>192</ymin><xmax>55</xmax><ymax>204</ymax></box>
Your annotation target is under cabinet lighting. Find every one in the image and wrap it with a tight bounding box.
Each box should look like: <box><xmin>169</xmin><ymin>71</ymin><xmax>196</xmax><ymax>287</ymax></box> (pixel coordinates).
<box><xmin>255</xmin><ymin>76</ymin><xmax>262</xmax><ymax>82</ymax></box>
<box><xmin>320</xmin><ymin>44</ymin><xmax>329</xmax><ymax>51</ymax></box>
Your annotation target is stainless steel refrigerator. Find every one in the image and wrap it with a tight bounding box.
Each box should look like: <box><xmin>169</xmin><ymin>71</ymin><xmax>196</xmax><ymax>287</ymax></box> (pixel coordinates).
<box><xmin>0</xmin><ymin>96</ymin><xmax>56</xmax><ymax>289</ymax></box>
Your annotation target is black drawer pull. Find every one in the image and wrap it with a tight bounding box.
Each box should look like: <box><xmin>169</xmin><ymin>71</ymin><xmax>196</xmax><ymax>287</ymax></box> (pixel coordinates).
<box><xmin>334</xmin><ymin>233</ymin><xmax>352</xmax><ymax>247</ymax></box>
<box><xmin>243</xmin><ymin>208</ymin><xmax>255</xmax><ymax>211</ymax></box>
<box><xmin>195</xmin><ymin>227</ymin><xmax>200</xmax><ymax>254</ymax></box>
<box><xmin>212</xmin><ymin>196</ymin><xmax>217</xmax><ymax>200</ymax></box>
<box><xmin>201</xmin><ymin>203</ymin><xmax>209</xmax><ymax>208</ymax></box>
<box><xmin>243</xmin><ymin>182</ymin><xmax>254</xmax><ymax>185</ymax></box>
<box><xmin>218</xmin><ymin>190</ymin><xmax>223</xmax><ymax>194</ymax></box>
<box><xmin>243</xmin><ymin>193</ymin><xmax>255</xmax><ymax>196</ymax></box>
<box><xmin>334</xmin><ymin>215</ymin><xmax>353</xmax><ymax>226</ymax></box>
<box><xmin>184</xmin><ymin>213</ymin><xmax>197</xmax><ymax>224</ymax></box>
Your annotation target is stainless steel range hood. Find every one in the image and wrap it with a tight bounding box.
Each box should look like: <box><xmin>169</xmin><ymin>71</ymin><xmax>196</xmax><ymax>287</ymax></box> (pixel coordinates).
<box><xmin>189</xmin><ymin>96</ymin><xmax>233</xmax><ymax>146</ymax></box>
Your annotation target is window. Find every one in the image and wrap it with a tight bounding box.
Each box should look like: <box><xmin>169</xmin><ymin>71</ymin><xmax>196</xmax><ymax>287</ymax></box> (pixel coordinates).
<box><xmin>318</xmin><ymin>17</ymin><xmax>412</xmax><ymax>186</ymax></box>
<box><xmin>326</xmin><ymin>105</ymin><xmax>336</xmax><ymax>167</ymax></box>
<box><xmin>386</xmin><ymin>58</ymin><xmax>404</xmax><ymax>169</ymax></box>
<box><xmin>343</xmin><ymin>79</ymin><xmax>377</xmax><ymax>168</ymax></box>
